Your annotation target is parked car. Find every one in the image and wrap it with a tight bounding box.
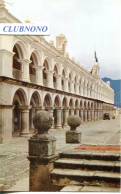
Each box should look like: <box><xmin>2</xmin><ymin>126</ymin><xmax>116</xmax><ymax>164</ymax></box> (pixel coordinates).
<box><xmin>103</xmin><ymin>113</ymin><xmax>110</xmax><ymax>120</ymax></box>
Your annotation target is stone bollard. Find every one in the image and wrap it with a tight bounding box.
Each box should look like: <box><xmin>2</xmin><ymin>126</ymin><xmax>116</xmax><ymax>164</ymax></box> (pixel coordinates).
<box><xmin>66</xmin><ymin>115</ymin><xmax>81</xmax><ymax>143</ymax></box>
<box><xmin>28</xmin><ymin>110</ymin><xmax>58</xmax><ymax>191</ymax></box>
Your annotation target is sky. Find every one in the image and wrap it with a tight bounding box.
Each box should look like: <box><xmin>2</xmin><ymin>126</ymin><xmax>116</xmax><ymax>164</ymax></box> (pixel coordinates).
<box><xmin>6</xmin><ymin>0</ymin><xmax>121</xmax><ymax>79</ymax></box>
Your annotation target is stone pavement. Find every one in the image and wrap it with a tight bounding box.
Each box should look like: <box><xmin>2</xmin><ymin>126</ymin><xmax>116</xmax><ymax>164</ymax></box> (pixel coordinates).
<box><xmin>0</xmin><ymin>115</ymin><xmax>120</xmax><ymax>191</ymax></box>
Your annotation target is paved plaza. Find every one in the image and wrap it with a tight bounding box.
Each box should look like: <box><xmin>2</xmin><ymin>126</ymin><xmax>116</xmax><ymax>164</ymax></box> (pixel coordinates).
<box><xmin>0</xmin><ymin>115</ymin><xmax>120</xmax><ymax>191</ymax></box>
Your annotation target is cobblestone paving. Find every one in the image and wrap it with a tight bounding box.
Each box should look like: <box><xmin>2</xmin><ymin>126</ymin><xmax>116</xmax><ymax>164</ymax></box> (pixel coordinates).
<box><xmin>0</xmin><ymin>115</ymin><xmax>120</xmax><ymax>191</ymax></box>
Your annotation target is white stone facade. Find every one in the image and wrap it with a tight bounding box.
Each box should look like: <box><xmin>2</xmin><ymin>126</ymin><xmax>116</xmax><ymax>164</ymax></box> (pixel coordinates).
<box><xmin>0</xmin><ymin>1</ymin><xmax>114</xmax><ymax>143</ymax></box>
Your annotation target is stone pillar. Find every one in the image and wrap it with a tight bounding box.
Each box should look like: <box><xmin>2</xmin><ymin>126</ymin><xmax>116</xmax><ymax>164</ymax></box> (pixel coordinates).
<box><xmin>70</xmin><ymin>81</ymin><xmax>74</xmax><ymax>93</ymax></box>
<box><xmin>95</xmin><ymin>110</ymin><xmax>98</xmax><ymax>121</ymax></box>
<box><xmin>75</xmin><ymin>108</ymin><xmax>79</xmax><ymax>116</ymax></box>
<box><xmin>46</xmin><ymin>70</ymin><xmax>53</xmax><ymax>88</ymax></box>
<box><xmin>94</xmin><ymin>110</ymin><xmax>96</xmax><ymax>121</ymax></box>
<box><xmin>81</xmin><ymin>109</ymin><xmax>84</xmax><ymax>123</ymax></box>
<box><xmin>18</xmin><ymin>59</ymin><xmax>31</xmax><ymax>82</ymax></box>
<box><xmin>84</xmin><ymin>109</ymin><xmax>87</xmax><ymax>122</ymax></box>
<box><xmin>70</xmin><ymin>108</ymin><xmax>74</xmax><ymax>115</ymax></box>
<box><xmin>19</xmin><ymin>106</ymin><xmax>31</xmax><ymax>136</ymax></box>
<box><xmin>55</xmin><ymin>108</ymin><xmax>62</xmax><ymax>129</ymax></box>
<box><xmin>28</xmin><ymin>111</ymin><xmax>57</xmax><ymax>191</ymax></box>
<box><xmin>34</xmin><ymin>66</ymin><xmax>44</xmax><ymax>85</ymax></box>
<box><xmin>55</xmin><ymin>74</ymin><xmax>62</xmax><ymax>90</ymax></box>
<box><xmin>92</xmin><ymin>110</ymin><xmax>94</xmax><ymax>121</ymax></box>
<box><xmin>87</xmin><ymin>110</ymin><xmax>91</xmax><ymax>121</ymax></box>
<box><xmin>75</xmin><ymin>83</ymin><xmax>79</xmax><ymax>94</ymax></box>
<box><xmin>63</xmin><ymin>108</ymin><xmax>69</xmax><ymax>127</ymax></box>
<box><xmin>47</xmin><ymin>107</ymin><xmax>54</xmax><ymax>129</ymax></box>
<box><xmin>0</xmin><ymin>105</ymin><xmax>14</xmax><ymax>144</ymax></box>
<box><xmin>98</xmin><ymin>110</ymin><xmax>101</xmax><ymax>120</ymax></box>
<box><xmin>63</xmin><ymin>78</ymin><xmax>68</xmax><ymax>92</ymax></box>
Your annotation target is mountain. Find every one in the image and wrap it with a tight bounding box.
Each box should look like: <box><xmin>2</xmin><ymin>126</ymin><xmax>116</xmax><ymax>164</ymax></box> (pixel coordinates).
<box><xmin>102</xmin><ymin>77</ymin><xmax>121</xmax><ymax>108</ymax></box>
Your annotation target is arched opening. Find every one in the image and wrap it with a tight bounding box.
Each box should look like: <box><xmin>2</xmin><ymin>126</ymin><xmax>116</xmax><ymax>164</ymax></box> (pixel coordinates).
<box><xmin>75</xmin><ymin>99</ymin><xmax>79</xmax><ymax>115</ymax></box>
<box><xmin>83</xmin><ymin>80</ymin><xmax>86</xmax><ymax>96</ymax></box>
<box><xmin>68</xmin><ymin>73</ymin><xmax>71</xmax><ymax>92</ymax></box>
<box><xmin>53</xmin><ymin>65</ymin><xmax>58</xmax><ymax>89</ymax></box>
<box><xmin>12</xmin><ymin>89</ymin><xmax>27</xmax><ymax>136</ymax></box>
<box><xmin>87</xmin><ymin>83</ymin><xmax>90</xmax><ymax>97</ymax></box>
<box><xmin>13</xmin><ymin>45</ymin><xmax>22</xmax><ymax>80</ymax></box>
<box><xmin>79</xmin><ymin>100</ymin><xmax>82</xmax><ymax>117</ymax></box>
<box><xmin>74</xmin><ymin>76</ymin><xmax>76</xmax><ymax>93</ymax></box>
<box><xmin>43</xmin><ymin>94</ymin><xmax>52</xmax><ymax>110</ymax></box>
<box><xmin>29</xmin><ymin>92</ymin><xmax>41</xmax><ymax>131</ymax></box>
<box><xmin>61</xmin><ymin>69</ymin><xmax>66</xmax><ymax>91</ymax></box>
<box><xmin>29</xmin><ymin>54</ymin><xmax>36</xmax><ymax>83</ymax></box>
<box><xmin>90</xmin><ymin>84</ymin><xmax>92</xmax><ymax>97</ymax></box>
<box><xmin>79</xmin><ymin>78</ymin><xmax>81</xmax><ymax>95</ymax></box>
<box><xmin>43</xmin><ymin>60</ymin><xmax>49</xmax><ymax>86</ymax></box>
<box><xmin>69</xmin><ymin>98</ymin><xmax>74</xmax><ymax>115</ymax></box>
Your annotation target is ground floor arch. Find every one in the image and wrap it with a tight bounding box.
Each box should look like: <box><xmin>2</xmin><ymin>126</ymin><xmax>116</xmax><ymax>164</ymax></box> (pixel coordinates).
<box><xmin>0</xmin><ymin>81</ymin><xmax>113</xmax><ymax>144</ymax></box>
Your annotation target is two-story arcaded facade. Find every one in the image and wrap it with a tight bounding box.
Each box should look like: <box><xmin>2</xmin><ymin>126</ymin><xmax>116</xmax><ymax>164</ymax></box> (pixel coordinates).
<box><xmin>0</xmin><ymin>0</ymin><xmax>114</xmax><ymax>143</ymax></box>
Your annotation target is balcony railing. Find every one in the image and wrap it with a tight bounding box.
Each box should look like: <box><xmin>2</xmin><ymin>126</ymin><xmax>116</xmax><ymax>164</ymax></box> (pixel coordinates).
<box><xmin>30</xmin><ymin>74</ymin><xmax>36</xmax><ymax>83</ymax></box>
<box><xmin>13</xmin><ymin>68</ymin><xmax>22</xmax><ymax>80</ymax></box>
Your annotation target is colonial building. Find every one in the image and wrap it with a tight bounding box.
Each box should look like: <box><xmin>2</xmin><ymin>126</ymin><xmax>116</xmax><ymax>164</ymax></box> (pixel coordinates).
<box><xmin>0</xmin><ymin>0</ymin><xmax>114</xmax><ymax>143</ymax></box>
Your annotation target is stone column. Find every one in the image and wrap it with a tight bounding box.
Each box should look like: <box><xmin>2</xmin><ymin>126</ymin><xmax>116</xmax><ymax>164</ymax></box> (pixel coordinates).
<box><xmin>63</xmin><ymin>108</ymin><xmax>69</xmax><ymax>127</ymax></box>
<box><xmin>84</xmin><ymin>109</ymin><xmax>87</xmax><ymax>122</ymax></box>
<box><xmin>80</xmin><ymin>109</ymin><xmax>84</xmax><ymax>123</ymax></box>
<box><xmin>28</xmin><ymin>111</ymin><xmax>57</xmax><ymax>191</ymax></box>
<box><xmin>34</xmin><ymin>66</ymin><xmax>44</xmax><ymax>85</ymax></box>
<box><xmin>70</xmin><ymin>81</ymin><xmax>74</xmax><ymax>93</ymax></box>
<box><xmin>98</xmin><ymin>109</ymin><xmax>101</xmax><ymax>120</ymax></box>
<box><xmin>19</xmin><ymin>106</ymin><xmax>31</xmax><ymax>136</ymax></box>
<box><xmin>70</xmin><ymin>108</ymin><xmax>74</xmax><ymax>115</ymax></box>
<box><xmin>30</xmin><ymin>107</ymin><xmax>35</xmax><ymax>129</ymax></box>
<box><xmin>75</xmin><ymin>83</ymin><xmax>79</xmax><ymax>95</ymax></box>
<box><xmin>90</xmin><ymin>110</ymin><xmax>92</xmax><ymax>121</ymax></box>
<box><xmin>75</xmin><ymin>108</ymin><xmax>79</xmax><ymax>116</ymax></box>
<box><xmin>63</xmin><ymin>78</ymin><xmax>68</xmax><ymax>92</ymax></box>
<box><xmin>47</xmin><ymin>107</ymin><xmax>54</xmax><ymax>129</ymax></box>
<box><xmin>55</xmin><ymin>74</ymin><xmax>62</xmax><ymax>90</ymax></box>
<box><xmin>95</xmin><ymin>110</ymin><xmax>98</xmax><ymax>121</ymax></box>
<box><xmin>94</xmin><ymin>110</ymin><xmax>96</xmax><ymax>121</ymax></box>
<box><xmin>46</xmin><ymin>70</ymin><xmax>53</xmax><ymax>88</ymax></box>
<box><xmin>18</xmin><ymin>59</ymin><xmax>31</xmax><ymax>82</ymax></box>
<box><xmin>87</xmin><ymin>110</ymin><xmax>91</xmax><ymax>121</ymax></box>
<box><xmin>92</xmin><ymin>110</ymin><xmax>94</xmax><ymax>121</ymax></box>
<box><xmin>55</xmin><ymin>108</ymin><xmax>62</xmax><ymax>129</ymax></box>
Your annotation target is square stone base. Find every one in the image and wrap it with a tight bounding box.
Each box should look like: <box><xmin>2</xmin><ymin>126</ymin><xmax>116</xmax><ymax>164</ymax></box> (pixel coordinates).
<box><xmin>66</xmin><ymin>130</ymin><xmax>81</xmax><ymax>143</ymax></box>
<box><xmin>29</xmin><ymin>134</ymin><xmax>56</xmax><ymax>157</ymax></box>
